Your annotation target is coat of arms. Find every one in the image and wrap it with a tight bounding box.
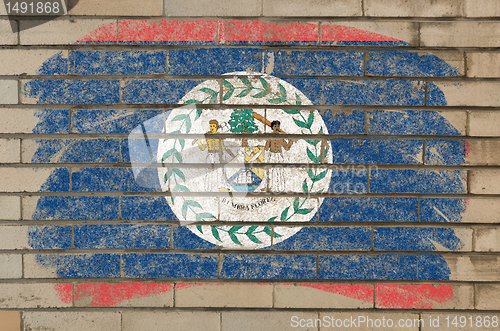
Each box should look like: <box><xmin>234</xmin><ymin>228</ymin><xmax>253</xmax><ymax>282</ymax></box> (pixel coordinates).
<box><xmin>157</xmin><ymin>72</ymin><xmax>333</xmax><ymax>248</ymax></box>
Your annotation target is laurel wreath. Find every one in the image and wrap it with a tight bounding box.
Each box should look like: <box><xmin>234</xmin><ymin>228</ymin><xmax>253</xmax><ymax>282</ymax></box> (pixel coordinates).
<box><xmin>162</xmin><ymin>76</ymin><xmax>328</xmax><ymax>246</ymax></box>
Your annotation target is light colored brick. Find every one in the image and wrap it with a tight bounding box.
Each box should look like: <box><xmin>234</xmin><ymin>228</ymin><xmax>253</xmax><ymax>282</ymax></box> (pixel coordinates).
<box><xmin>421</xmin><ymin>22</ymin><xmax>500</xmax><ymax>47</ymax></box>
<box><xmin>375</xmin><ymin>284</ymin><xmax>473</xmax><ymax>309</ymax></box>
<box><xmin>467</xmin><ymin>52</ymin><xmax>500</xmax><ymax>78</ymax></box>
<box><xmin>0</xmin><ymin>196</ymin><xmax>21</xmax><ymax>220</ymax></box>
<box><xmin>0</xmin><ymin>20</ymin><xmax>17</xmax><ymax>45</ymax></box>
<box><xmin>322</xmin><ymin>21</ymin><xmax>418</xmax><ymax>45</ymax></box>
<box><xmin>431</xmin><ymin>285</ymin><xmax>473</xmax><ymax>309</ymax></box>
<box><xmin>0</xmin><ymin>139</ymin><xmax>20</xmax><ymax>163</ymax></box>
<box><xmin>0</xmin><ymin>80</ymin><xmax>18</xmax><ymax>104</ymax></box>
<box><xmin>476</xmin><ymin>284</ymin><xmax>500</xmax><ymax>310</ymax></box>
<box><xmin>175</xmin><ymin>283</ymin><xmax>273</xmax><ymax>308</ymax></box>
<box><xmin>20</xmin><ymin>19</ymin><xmax>115</xmax><ymax>45</ymax></box>
<box><xmin>0</xmin><ymin>168</ymin><xmax>63</xmax><ymax>192</ymax></box>
<box><xmin>448</xmin><ymin>228</ymin><xmax>473</xmax><ymax>251</ymax></box>
<box><xmin>0</xmin><ymin>254</ymin><xmax>22</xmax><ymax>278</ymax></box>
<box><xmin>428</xmin><ymin>52</ymin><xmax>465</xmax><ymax>75</ymax></box>
<box><xmin>21</xmin><ymin>140</ymin><xmax>44</xmax><ymax>163</ymax></box>
<box><xmin>0</xmin><ymin>226</ymin><xmax>31</xmax><ymax>250</ymax></box>
<box><xmin>430</xmin><ymin>81</ymin><xmax>500</xmax><ymax>107</ymax></box>
<box><xmin>70</xmin><ymin>0</ymin><xmax>162</xmax><ymax>16</ymax></box>
<box><xmin>0</xmin><ymin>311</ymin><xmax>20</xmax><ymax>331</ymax></box>
<box><xmin>23</xmin><ymin>312</ymin><xmax>121</xmax><ymax>331</ymax></box>
<box><xmin>465</xmin><ymin>140</ymin><xmax>500</xmax><ymax>165</ymax></box>
<box><xmin>0</xmin><ymin>109</ymin><xmax>48</xmax><ymax>134</ymax></box>
<box><xmin>263</xmin><ymin>0</ymin><xmax>361</xmax><ymax>17</ymax></box>
<box><xmin>224</xmin><ymin>311</ymin><xmax>318</xmax><ymax>331</ymax></box>
<box><xmin>24</xmin><ymin>254</ymin><xmax>59</xmax><ymax>278</ymax></box>
<box><xmin>470</xmin><ymin>170</ymin><xmax>500</xmax><ymax>194</ymax></box>
<box><xmin>0</xmin><ymin>284</ymin><xmax>72</xmax><ymax>308</ymax></box>
<box><xmin>433</xmin><ymin>111</ymin><xmax>467</xmax><ymax>135</ymax></box>
<box><xmin>475</xmin><ymin>228</ymin><xmax>500</xmax><ymax>252</ymax></box>
<box><xmin>75</xmin><ymin>283</ymin><xmax>174</xmax><ymax>307</ymax></box>
<box><xmin>421</xmin><ymin>313</ymin><xmax>499</xmax><ymax>330</ymax></box>
<box><xmin>165</xmin><ymin>0</ymin><xmax>261</xmax><ymax>16</ymax></box>
<box><xmin>444</xmin><ymin>255</ymin><xmax>500</xmax><ymax>281</ymax></box>
<box><xmin>21</xmin><ymin>196</ymin><xmax>39</xmax><ymax>221</ymax></box>
<box><xmin>470</xmin><ymin>111</ymin><xmax>500</xmax><ymax>137</ymax></box>
<box><xmin>465</xmin><ymin>0</ymin><xmax>500</xmax><ymax>17</ymax></box>
<box><xmin>0</xmin><ymin>50</ymin><xmax>68</xmax><ymax>76</ymax></box>
<box><xmin>274</xmin><ymin>284</ymin><xmax>373</xmax><ymax>309</ymax></box>
<box><xmin>123</xmin><ymin>311</ymin><xmax>220</xmax><ymax>331</ymax></box>
<box><xmin>318</xmin><ymin>312</ymin><xmax>420</xmax><ymax>330</ymax></box>
<box><xmin>365</xmin><ymin>0</ymin><xmax>462</xmax><ymax>17</ymax></box>
<box><xmin>460</xmin><ymin>198</ymin><xmax>500</xmax><ymax>223</ymax></box>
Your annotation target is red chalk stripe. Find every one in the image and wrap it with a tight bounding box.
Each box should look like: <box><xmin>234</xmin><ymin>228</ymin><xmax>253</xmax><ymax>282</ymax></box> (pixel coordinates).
<box><xmin>321</xmin><ymin>23</ymin><xmax>400</xmax><ymax>42</ymax></box>
<box><xmin>218</xmin><ymin>20</ymin><xmax>319</xmax><ymax>43</ymax></box>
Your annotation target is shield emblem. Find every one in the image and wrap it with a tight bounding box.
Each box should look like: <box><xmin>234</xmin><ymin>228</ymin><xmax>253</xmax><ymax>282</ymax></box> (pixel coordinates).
<box><xmin>228</xmin><ymin>146</ymin><xmax>265</xmax><ymax>192</ymax></box>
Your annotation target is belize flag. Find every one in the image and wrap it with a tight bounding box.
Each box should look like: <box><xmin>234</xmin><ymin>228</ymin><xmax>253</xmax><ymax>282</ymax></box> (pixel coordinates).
<box><xmin>17</xmin><ymin>19</ymin><xmax>471</xmax><ymax>309</ymax></box>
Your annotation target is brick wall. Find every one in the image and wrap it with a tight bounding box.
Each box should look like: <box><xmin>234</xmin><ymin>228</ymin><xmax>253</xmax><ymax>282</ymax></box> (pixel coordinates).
<box><xmin>1</xmin><ymin>0</ymin><xmax>500</xmax><ymax>330</ymax></box>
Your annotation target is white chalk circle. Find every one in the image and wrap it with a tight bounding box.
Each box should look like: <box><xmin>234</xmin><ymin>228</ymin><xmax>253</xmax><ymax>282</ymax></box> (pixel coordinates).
<box><xmin>158</xmin><ymin>72</ymin><xmax>332</xmax><ymax>249</ymax></box>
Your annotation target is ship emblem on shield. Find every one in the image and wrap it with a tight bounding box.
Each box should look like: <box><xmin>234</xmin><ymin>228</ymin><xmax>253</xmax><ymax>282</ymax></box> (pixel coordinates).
<box><xmin>156</xmin><ymin>72</ymin><xmax>333</xmax><ymax>249</ymax></box>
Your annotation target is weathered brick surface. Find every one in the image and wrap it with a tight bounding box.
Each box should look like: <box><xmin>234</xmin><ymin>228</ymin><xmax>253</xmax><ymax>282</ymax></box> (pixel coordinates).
<box><xmin>263</xmin><ymin>0</ymin><xmax>362</xmax><ymax>17</ymax></box>
<box><xmin>0</xmin><ymin>168</ymin><xmax>68</xmax><ymax>192</ymax></box>
<box><xmin>21</xmin><ymin>139</ymin><xmax>120</xmax><ymax>164</ymax></box>
<box><xmin>470</xmin><ymin>170</ymin><xmax>500</xmax><ymax>194</ymax></box>
<box><xmin>0</xmin><ymin>50</ymin><xmax>69</xmax><ymax>76</ymax></box>
<box><xmin>0</xmin><ymin>226</ymin><xmax>31</xmax><ymax>249</ymax></box>
<box><xmin>321</xmin><ymin>21</ymin><xmax>419</xmax><ymax>45</ymax></box>
<box><xmin>122</xmin><ymin>311</ymin><xmax>220</xmax><ymax>331</ymax></box>
<box><xmin>22</xmin><ymin>196</ymin><xmax>119</xmax><ymax>220</ymax></box>
<box><xmin>0</xmin><ymin>109</ymin><xmax>68</xmax><ymax>134</ymax></box>
<box><xmin>421</xmin><ymin>22</ymin><xmax>500</xmax><ymax>47</ymax></box>
<box><xmin>364</xmin><ymin>0</ymin><xmax>463</xmax><ymax>17</ymax></box>
<box><xmin>23</xmin><ymin>312</ymin><xmax>121</xmax><ymax>331</ymax></box>
<box><xmin>375</xmin><ymin>284</ymin><xmax>473</xmax><ymax>309</ymax></box>
<box><xmin>175</xmin><ymin>283</ymin><xmax>273</xmax><ymax>307</ymax></box>
<box><xmin>467</xmin><ymin>52</ymin><xmax>500</xmax><ymax>77</ymax></box>
<box><xmin>224</xmin><ymin>311</ymin><xmax>318</xmax><ymax>331</ymax></box>
<box><xmin>165</xmin><ymin>0</ymin><xmax>261</xmax><ymax>16</ymax></box>
<box><xmin>0</xmin><ymin>139</ymin><xmax>20</xmax><ymax>163</ymax></box>
<box><xmin>24</xmin><ymin>253</ymin><xmax>121</xmax><ymax>278</ymax></box>
<box><xmin>459</xmin><ymin>198</ymin><xmax>500</xmax><ymax>223</ymax></box>
<box><xmin>475</xmin><ymin>284</ymin><xmax>500</xmax><ymax>310</ymax></box>
<box><xmin>428</xmin><ymin>82</ymin><xmax>500</xmax><ymax>107</ymax></box>
<box><xmin>19</xmin><ymin>19</ymin><xmax>116</xmax><ymax>45</ymax></box>
<box><xmin>475</xmin><ymin>228</ymin><xmax>500</xmax><ymax>252</ymax></box>
<box><xmin>0</xmin><ymin>284</ymin><xmax>73</xmax><ymax>308</ymax></box>
<box><xmin>465</xmin><ymin>0</ymin><xmax>500</xmax><ymax>17</ymax></box>
<box><xmin>69</xmin><ymin>0</ymin><xmax>163</xmax><ymax>16</ymax></box>
<box><xmin>0</xmin><ymin>20</ymin><xmax>17</xmax><ymax>45</ymax></box>
<box><xmin>274</xmin><ymin>284</ymin><xmax>373</xmax><ymax>308</ymax></box>
<box><xmin>74</xmin><ymin>282</ymin><xmax>174</xmax><ymax>307</ymax></box>
<box><xmin>0</xmin><ymin>196</ymin><xmax>21</xmax><ymax>220</ymax></box>
<box><xmin>464</xmin><ymin>140</ymin><xmax>500</xmax><ymax>165</ymax></box>
<box><xmin>0</xmin><ymin>80</ymin><xmax>18</xmax><ymax>104</ymax></box>
<box><xmin>444</xmin><ymin>255</ymin><xmax>500</xmax><ymax>281</ymax></box>
<box><xmin>0</xmin><ymin>254</ymin><xmax>23</xmax><ymax>278</ymax></box>
<box><xmin>469</xmin><ymin>111</ymin><xmax>500</xmax><ymax>137</ymax></box>
<box><xmin>0</xmin><ymin>311</ymin><xmax>20</xmax><ymax>331</ymax></box>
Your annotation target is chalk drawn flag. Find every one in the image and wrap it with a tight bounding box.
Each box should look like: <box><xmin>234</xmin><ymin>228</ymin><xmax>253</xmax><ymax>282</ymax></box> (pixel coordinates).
<box><xmin>17</xmin><ymin>19</ymin><xmax>471</xmax><ymax>308</ymax></box>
